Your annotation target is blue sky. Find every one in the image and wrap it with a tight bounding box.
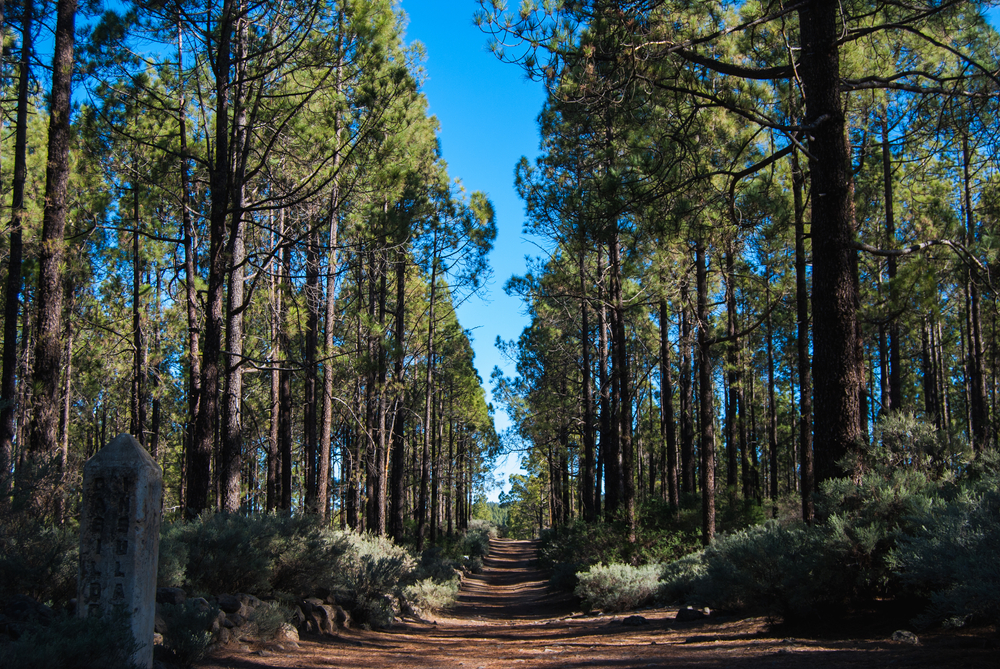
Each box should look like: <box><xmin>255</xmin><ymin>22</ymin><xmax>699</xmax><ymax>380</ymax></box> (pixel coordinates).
<box><xmin>399</xmin><ymin>0</ymin><xmax>547</xmax><ymax>500</ymax></box>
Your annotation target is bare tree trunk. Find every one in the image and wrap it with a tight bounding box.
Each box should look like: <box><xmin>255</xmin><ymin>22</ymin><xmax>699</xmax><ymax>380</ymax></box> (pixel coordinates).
<box><xmin>659</xmin><ymin>295</ymin><xmax>679</xmax><ymax>507</ymax></box>
<box><xmin>882</xmin><ymin>118</ymin><xmax>901</xmax><ymax>413</ymax></box>
<box><xmin>799</xmin><ymin>0</ymin><xmax>863</xmax><ymax>483</ymax></box>
<box><xmin>28</xmin><ymin>0</ymin><xmax>77</xmax><ymax>494</ymax></box>
<box><xmin>304</xmin><ymin>224</ymin><xmax>320</xmax><ymax>512</ymax></box>
<box><xmin>189</xmin><ymin>0</ymin><xmax>235</xmax><ymax>516</ymax></box>
<box><xmin>963</xmin><ymin>133</ymin><xmax>990</xmax><ymax>451</ymax></box>
<box><xmin>131</xmin><ymin>185</ymin><xmax>147</xmax><ymax>445</ymax></box>
<box><xmin>596</xmin><ymin>250</ymin><xmax>610</xmax><ymax>518</ymax></box>
<box><xmin>1</xmin><ymin>0</ymin><xmax>32</xmax><ymax>501</ymax></box>
<box><xmin>792</xmin><ymin>149</ymin><xmax>814</xmax><ymax>522</ymax></box>
<box><xmin>724</xmin><ymin>247</ymin><xmax>739</xmax><ymax>493</ymax></box>
<box><xmin>679</xmin><ymin>275</ymin><xmax>696</xmax><ymax>495</ymax></box>
<box><xmin>580</xmin><ymin>243</ymin><xmax>596</xmax><ymax>521</ymax></box>
<box><xmin>417</xmin><ymin>230</ymin><xmax>439</xmax><ymax>551</ymax></box>
<box><xmin>696</xmin><ymin>239</ymin><xmax>716</xmax><ymax>545</ymax></box>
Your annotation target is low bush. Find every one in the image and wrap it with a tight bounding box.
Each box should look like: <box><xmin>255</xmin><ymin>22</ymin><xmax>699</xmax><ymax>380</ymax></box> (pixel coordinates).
<box><xmin>539</xmin><ymin>515</ymin><xmax>698</xmax><ymax>592</ymax></box>
<box><xmin>663</xmin><ymin>522</ymin><xmax>852</xmax><ymax>618</ymax></box>
<box><xmin>893</xmin><ymin>481</ymin><xmax>1000</xmax><ymax>628</ymax></box>
<box><xmin>0</xmin><ymin>608</ymin><xmax>142</xmax><ymax>669</ymax></box>
<box><xmin>158</xmin><ymin>600</ymin><xmax>218</xmax><ymax>667</ymax></box>
<box><xmin>158</xmin><ymin>512</ymin><xmax>351</xmax><ymax>597</ymax></box>
<box><xmin>403</xmin><ymin>577</ymin><xmax>460</xmax><ymax>613</ymax></box>
<box><xmin>248</xmin><ymin>601</ymin><xmax>293</xmax><ymax>641</ymax></box>
<box><xmin>0</xmin><ymin>520</ymin><xmax>78</xmax><ymax>605</ymax></box>
<box><xmin>574</xmin><ymin>563</ymin><xmax>661</xmax><ymax>612</ymax></box>
<box><xmin>336</xmin><ymin>532</ymin><xmax>416</xmax><ymax>628</ymax></box>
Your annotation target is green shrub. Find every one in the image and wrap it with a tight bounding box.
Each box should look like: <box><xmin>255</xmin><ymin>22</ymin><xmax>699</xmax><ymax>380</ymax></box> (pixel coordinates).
<box><xmin>681</xmin><ymin>522</ymin><xmax>852</xmax><ymax>618</ymax></box>
<box><xmin>657</xmin><ymin>551</ymin><xmax>708</xmax><ymax>605</ymax></box>
<box><xmin>460</xmin><ymin>520</ymin><xmax>496</xmax><ymax>559</ymax></box>
<box><xmin>336</xmin><ymin>532</ymin><xmax>415</xmax><ymax>628</ymax></box>
<box><xmin>0</xmin><ymin>520</ymin><xmax>78</xmax><ymax>605</ymax></box>
<box><xmin>158</xmin><ymin>600</ymin><xmax>218</xmax><ymax>667</ymax></box>
<box><xmin>574</xmin><ymin>562</ymin><xmax>661</xmax><ymax>612</ymax></box>
<box><xmin>248</xmin><ymin>601</ymin><xmax>293</xmax><ymax>641</ymax></box>
<box><xmin>403</xmin><ymin>577</ymin><xmax>460</xmax><ymax>613</ymax></box>
<box><xmin>0</xmin><ymin>608</ymin><xmax>141</xmax><ymax>669</ymax></box>
<box><xmin>158</xmin><ymin>512</ymin><xmax>350</xmax><ymax>596</ymax></box>
<box><xmin>893</xmin><ymin>485</ymin><xmax>1000</xmax><ymax>628</ymax></box>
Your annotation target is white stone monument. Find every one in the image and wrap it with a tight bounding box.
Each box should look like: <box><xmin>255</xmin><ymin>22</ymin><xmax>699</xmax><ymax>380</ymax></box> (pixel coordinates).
<box><xmin>78</xmin><ymin>433</ymin><xmax>162</xmax><ymax>669</ymax></box>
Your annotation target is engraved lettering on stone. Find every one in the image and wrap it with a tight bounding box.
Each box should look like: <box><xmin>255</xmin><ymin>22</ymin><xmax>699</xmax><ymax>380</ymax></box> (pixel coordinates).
<box><xmin>78</xmin><ymin>434</ymin><xmax>163</xmax><ymax>669</ymax></box>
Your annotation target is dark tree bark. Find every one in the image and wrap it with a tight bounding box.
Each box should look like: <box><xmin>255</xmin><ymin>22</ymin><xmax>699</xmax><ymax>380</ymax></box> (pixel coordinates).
<box><xmin>1</xmin><ymin>0</ymin><xmax>32</xmax><ymax>499</ymax></box>
<box><xmin>130</xmin><ymin>185</ymin><xmax>147</xmax><ymax>445</ymax></box>
<box><xmin>724</xmin><ymin>247</ymin><xmax>739</xmax><ymax>493</ymax></box>
<box><xmin>188</xmin><ymin>0</ymin><xmax>235</xmax><ymax>516</ymax></box>
<box><xmin>696</xmin><ymin>239</ymin><xmax>716</xmax><ymax>545</ymax></box>
<box><xmin>659</xmin><ymin>294</ymin><xmax>679</xmax><ymax>507</ymax></box>
<box><xmin>304</xmin><ymin>224</ymin><xmax>321</xmax><ymax>513</ymax></box>
<box><xmin>792</xmin><ymin>149</ymin><xmax>814</xmax><ymax>522</ymax></box>
<box><xmin>28</xmin><ymin>0</ymin><xmax>77</xmax><ymax>479</ymax></box>
<box><xmin>580</xmin><ymin>243</ymin><xmax>596</xmax><ymax>521</ymax></box>
<box><xmin>389</xmin><ymin>246</ymin><xmax>407</xmax><ymax>538</ymax></box>
<box><xmin>799</xmin><ymin>0</ymin><xmax>864</xmax><ymax>483</ymax></box>
<box><xmin>882</xmin><ymin>118</ymin><xmax>902</xmax><ymax>413</ymax></box>
<box><xmin>679</xmin><ymin>276</ymin><xmax>696</xmax><ymax>495</ymax></box>
<box><xmin>596</xmin><ymin>250</ymin><xmax>610</xmax><ymax>517</ymax></box>
<box><xmin>962</xmin><ymin>133</ymin><xmax>991</xmax><ymax>451</ymax></box>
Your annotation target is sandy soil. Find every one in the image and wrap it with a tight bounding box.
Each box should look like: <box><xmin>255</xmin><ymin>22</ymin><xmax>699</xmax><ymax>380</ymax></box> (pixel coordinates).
<box><xmin>197</xmin><ymin>538</ymin><xmax>998</xmax><ymax>669</ymax></box>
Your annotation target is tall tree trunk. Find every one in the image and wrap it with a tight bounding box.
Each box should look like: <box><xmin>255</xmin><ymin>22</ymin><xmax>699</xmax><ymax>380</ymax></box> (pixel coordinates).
<box><xmin>799</xmin><ymin>0</ymin><xmax>863</xmax><ymax>483</ymax></box>
<box><xmin>304</xmin><ymin>224</ymin><xmax>320</xmax><ymax>512</ymax></box>
<box><xmin>417</xmin><ymin>230</ymin><xmax>439</xmax><ymax>551</ymax></box>
<box><xmin>374</xmin><ymin>249</ymin><xmax>389</xmax><ymax>535</ymax></box>
<box><xmin>131</xmin><ymin>185</ymin><xmax>147</xmax><ymax>444</ymax></box>
<box><xmin>724</xmin><ymin>247</ymin><xmax>739</xmax><ymax>493</ymax></box>
<box><xmin>177</xmin><ymin>15</ymin><xmax>202</xmax><ymax>497</ymax></box>
<box><xmin>679</xmin><ymin>276</ymin><xmax>696</xmax><ymax>494</ymax></box>
<box><xmin>882</xmin><ymin>118</ymin><xmax>901</xmax><ymax>413</ymax></box>
<box><xmin>610</xmin><ymin>229</ymin><xmax>633</xmax><ymax>531</ymax></box>
<box><xmin>696</xmin><ymin>239</ymin><xmax>716</xmax><ymax>545</ymax></box>
<box><xmin>1</xmin><ymin>0</ymin><xmax>32</xmax><ymax>500</ymax></box>
<box><xmin>963</xmin><ymin>133</ymin><xmax>990</xmax><ymax>451</ymax></box>
<box><xmin>659</xmin><ymin>293</ymin><xmax>679</xmax><ymax>508</ymax></box>
<box><xmin>28</xmin><ymin>0</ymin><xmax>77</xmax><ymax>490</ymax></box>
<box><xmin>580</xmin><ymin>243</ymin><xmax>596</xmax><ymax>521</ymax></box>
<box><xmin>596</xmin><ymin>250</ymin><xmax>610</xmax><ymax>518</ymax></box>
<box><xmin>319</xmin><ymin>21</ymin><xmax>345</xmax><ymax>521</ymax></box>
<box><xmin>792</xmin><ymin>149</ymin><xmax>814</xmax><ymax>522</ymax></box>
<box><xmin>766</xmin><ymin>271</ymin><xmax>778</xmax><ymax>509</ymax></box>
<box><xmin>389</xmin><ymin>246</ymin><xmax>407</xmax><ymax>537</ymax></box>
<box><xmin>189</xmin><ymin>0</ymin><xmax>235</xmax><ymax>516</ymax></box>
<box><xmin>279</xmin><ymin>217</ymin><xmax>293</xmax><ymax>511</ymax></box>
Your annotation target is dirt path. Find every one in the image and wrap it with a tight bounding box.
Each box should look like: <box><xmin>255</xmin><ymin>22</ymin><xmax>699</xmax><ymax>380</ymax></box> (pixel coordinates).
<box><xmin>199</xmin><ymin>538</ymin><xmax>997</xmax><ymax>669</ymax></box>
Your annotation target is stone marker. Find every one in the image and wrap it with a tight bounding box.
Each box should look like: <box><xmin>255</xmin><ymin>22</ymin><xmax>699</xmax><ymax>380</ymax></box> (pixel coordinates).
<box><xmin>78</xmin><ymin>433</ymin><xmax>163</xmax><ymax>669</ymax></box>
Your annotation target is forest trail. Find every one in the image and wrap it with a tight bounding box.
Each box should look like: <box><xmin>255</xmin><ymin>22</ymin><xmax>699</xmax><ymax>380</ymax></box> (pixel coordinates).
<box><xmin>198</xmin><ymin>538</ymin><xmax>997</xmax><ymax>669</ymax></box>
<box><xmin>446</xmin><ymin>538</ymin><xmax>575</xmax><ymax>621</ymax></box>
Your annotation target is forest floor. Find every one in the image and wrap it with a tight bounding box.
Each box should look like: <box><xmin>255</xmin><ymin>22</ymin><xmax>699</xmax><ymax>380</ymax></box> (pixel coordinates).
<box><xmin>197</xmin><ymin>538</ymin><xmax>998</xmax><ymax>669</ymax></box>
